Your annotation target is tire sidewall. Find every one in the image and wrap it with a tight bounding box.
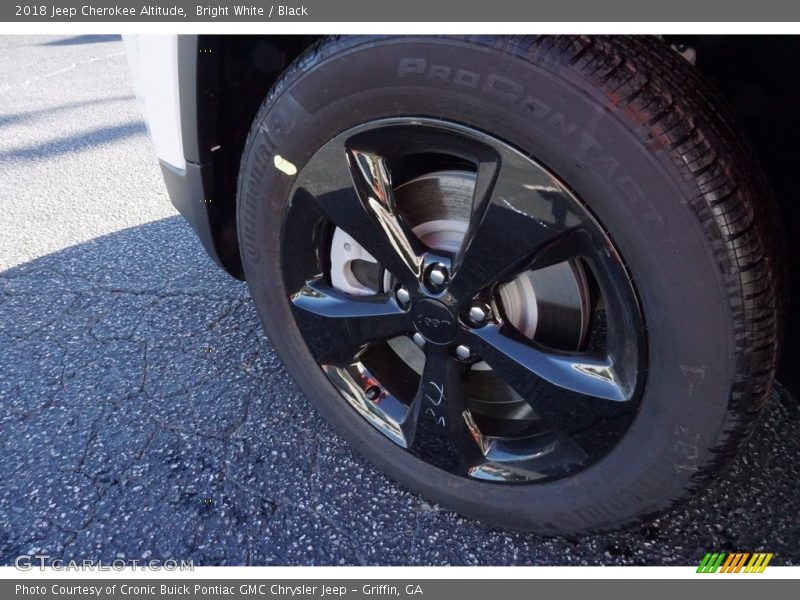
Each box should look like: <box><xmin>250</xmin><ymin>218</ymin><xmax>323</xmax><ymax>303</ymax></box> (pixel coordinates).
<box><xmin>238</xmin><ymin>37</ymin><xmax>735</xmax><ymax>532</ymax></box>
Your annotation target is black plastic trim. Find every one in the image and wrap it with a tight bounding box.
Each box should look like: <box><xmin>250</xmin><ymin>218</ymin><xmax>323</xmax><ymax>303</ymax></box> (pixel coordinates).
<box><xmin>164</xmin><ymin>35</ymin><xmax>244</xmax><ymax>279</ymax></box>
<box><xmin>177</xmin><ymin>36</ymin><xmax>202</xmax><ymax>163</ymax></box>
<box><xmin>159</xmin><ymin>160</ymin><xmax>244</xmax><ymax>279</ymax></box>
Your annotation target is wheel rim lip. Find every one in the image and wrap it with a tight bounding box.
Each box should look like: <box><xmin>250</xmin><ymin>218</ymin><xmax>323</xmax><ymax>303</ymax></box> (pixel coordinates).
<box><xmin>281</xmin><ymin>116</ymin><xmax>648</xmax><ymax>484</ymax></box>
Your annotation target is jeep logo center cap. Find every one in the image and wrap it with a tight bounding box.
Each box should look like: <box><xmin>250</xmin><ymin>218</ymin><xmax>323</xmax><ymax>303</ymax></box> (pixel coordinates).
<box><xmin>411</xmin><ymin>299</ymin><xmax>457</xmax><ymax>344</ymax></box>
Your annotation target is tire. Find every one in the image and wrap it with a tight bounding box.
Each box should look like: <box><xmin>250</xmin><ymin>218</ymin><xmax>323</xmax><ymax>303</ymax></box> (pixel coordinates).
<box><xmin>236</xmin><ymin>35</ymin><xmax>782</xmax><ymax>533</ymax></box>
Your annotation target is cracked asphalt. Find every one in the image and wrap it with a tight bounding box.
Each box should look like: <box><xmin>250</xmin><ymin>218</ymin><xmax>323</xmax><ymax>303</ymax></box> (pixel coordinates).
<box><xmin>1</xmin><ymin>34</ymin><xmax>799</xmax><ymax>566</ymax></box>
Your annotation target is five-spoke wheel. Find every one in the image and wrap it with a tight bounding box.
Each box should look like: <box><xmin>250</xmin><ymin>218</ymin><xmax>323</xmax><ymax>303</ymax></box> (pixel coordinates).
<box><xmin>285</xmin><ymin>119</ymin><xmax>645</xmax><ymax>482</ymax></box>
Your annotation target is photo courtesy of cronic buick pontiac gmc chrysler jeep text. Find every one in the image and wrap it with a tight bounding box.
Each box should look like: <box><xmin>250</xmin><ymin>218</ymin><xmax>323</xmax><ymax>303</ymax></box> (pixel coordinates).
<box><xmin>124</xmin><ymin>35</ymin><xmax>799</xmax><ymax>534</ymax></box>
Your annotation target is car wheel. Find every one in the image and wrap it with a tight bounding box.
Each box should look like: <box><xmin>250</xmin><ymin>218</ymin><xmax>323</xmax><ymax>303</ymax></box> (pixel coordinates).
<box><xmin>236</xmin><ymin>35</ymin><xmax>782</xmax><ymax>533</ymax></box>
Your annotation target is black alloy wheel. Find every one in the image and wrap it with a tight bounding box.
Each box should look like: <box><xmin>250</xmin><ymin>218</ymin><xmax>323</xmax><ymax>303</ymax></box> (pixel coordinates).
<box><xmin>285</xmin><ymin>119</ymin><xmax>646</xmax><ymax>483</ymax></box>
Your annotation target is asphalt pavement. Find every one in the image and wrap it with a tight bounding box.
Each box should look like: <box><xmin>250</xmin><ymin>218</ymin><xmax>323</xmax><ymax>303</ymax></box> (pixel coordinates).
<box><xmin>1</xmin><ymin>34</ymin><xmax>799</xmax><ymax>566</ymax></box>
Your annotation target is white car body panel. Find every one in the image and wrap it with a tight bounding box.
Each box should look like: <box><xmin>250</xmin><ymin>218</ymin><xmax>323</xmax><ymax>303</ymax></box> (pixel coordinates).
<box><xmin>123</xmin><ymin>35</ymin><xmax>185</xmax><ymax>170</ymax></box>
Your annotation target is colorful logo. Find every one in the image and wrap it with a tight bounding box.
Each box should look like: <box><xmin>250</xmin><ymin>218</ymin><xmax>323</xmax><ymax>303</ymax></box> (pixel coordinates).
<box><xmin>697</xmin><ymin>552</ymin><xmax>774</xmax><ymax>573</ymax></box>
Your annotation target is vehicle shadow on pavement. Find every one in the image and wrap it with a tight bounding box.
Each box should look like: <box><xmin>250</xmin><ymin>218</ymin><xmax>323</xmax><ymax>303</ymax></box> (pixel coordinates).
<box><xmin>1</xmin><ymin>216</ymin><xmax>798</xmax><ymax>566</ymax></box>
<box><xmin>0</xmin><ymin>122</ymin><xmax>146</xmax><ymax>162</ymax></box>
<box><xmin>0</xmin><ymin>96</ymin><xmax>135</xmax><ymax>130</ymax></box>
<box><xmin>42</xmin><ymin>35</ymin><xmax>122</xmax><ymax>47</ymax></box>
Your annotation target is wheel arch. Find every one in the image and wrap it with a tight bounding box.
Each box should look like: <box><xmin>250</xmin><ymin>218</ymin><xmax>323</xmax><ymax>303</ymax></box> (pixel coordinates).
<box><xmin>179</xmin><ymin>34</ymin><xmax>319</xmax><ymax>279</ymax></box>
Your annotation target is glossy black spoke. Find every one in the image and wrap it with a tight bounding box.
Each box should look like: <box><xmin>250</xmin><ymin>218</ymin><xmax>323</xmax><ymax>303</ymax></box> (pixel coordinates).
<box><xmin>291</xmin><ymin>278</ymin><xmax>411</xmax><ymax>366</ymax></box>
<box><xmin>466</xmin><ymin>425</ymin><xmax>588</xmax><ymax>481</ymax></box>
<box><xmin>449</xmin><ymin>148</ymin><xmax>586</xmax><ymax>301</ymax></box>
<box><xmin>296</xmin><ymin>141</ymin><xmax>426</xmax><ymax>289</ymax></box>
<box><xmin>465</xmin><ymin>324</ymin><xmax>630</xmax><ymax>403</ymax></box>
<box><xmin>527</xmin><ymin>227</ymin><xmax>598</xmax><ymax>272</ymax></box>
<box><xmin>403</xmin><ymin>346</ymin><xmax>481</xmax><ymax>473</ymax></box>
<box><xmin>580</xmin><ymin>249</ymin><xmax>645</xmax><ymax>395</ymax></box>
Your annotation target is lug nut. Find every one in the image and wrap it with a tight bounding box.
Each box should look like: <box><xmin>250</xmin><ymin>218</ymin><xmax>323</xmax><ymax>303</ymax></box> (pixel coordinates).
<box><xmin>429</xmin><ymin>267</ymin><xmax>446</xmax><ymax>286</ymax></box>
<box><xmin>365</xmin><ymin>386</ymin><xmax>381</xmax><ymax>401</ymax></box>
<box><xmin>468</xmin><ymin>304</ymin><xmax>488</xmax><ymax>325</ymax></box>
<box><xmin>396</xmin><ymin>287</ymin><xmax>410</xmax><ymax>307</ymax></box>
<box><xmin>455</xmin><ymin>345</ymin><xmax>472</xmax><ymax>360</ymax></box>
<box><xmin>412</xmin><ymin>333</ymin><xmax>426</xmax><ymax>348</ymax></box>
<box><xmin>426</xmin><ymin>263</ymin><xmax>448</xmax><ymax>290</ymax></box>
